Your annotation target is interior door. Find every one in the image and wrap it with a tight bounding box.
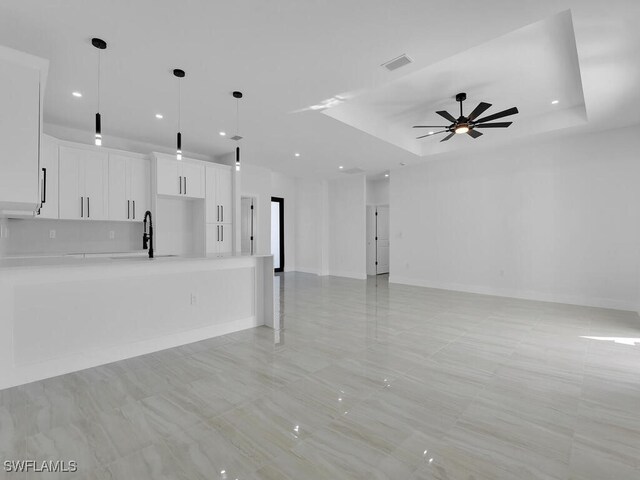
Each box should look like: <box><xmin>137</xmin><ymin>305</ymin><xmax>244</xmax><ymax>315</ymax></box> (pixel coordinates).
<box><xmin>241</xmin><ymin>197</ymin><xmax>254</xmax><ymax>254</ymax></box>
<box><xmin>271</xmin><ymin>197</ymin><xmax>284</xmax><ymax>272</ymax></box>
<box><xmin>376</xmin><ymin>205</ymin><xmax>390</xmax><ymax>274</ymax></box>
<box><xmin>58</xmin><ymin>146</ymin><xmax>82</xmax><ymax>219</ymax></box>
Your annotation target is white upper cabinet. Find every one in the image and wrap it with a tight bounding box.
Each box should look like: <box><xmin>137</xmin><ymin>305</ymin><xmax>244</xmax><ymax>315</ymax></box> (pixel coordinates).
<box><xmin>0</xmin><ymin>46</ymin><xmax>48</xmax><ymax>216</ymax></box>
<box><xmin>37</xmin><ymin>136</ymin><xmax>59</xmax><ymax>219</ymax></box>
<box><xmin>155</xmin><ymin>154</ymin><xmax>204</xmax><ymax>199</ymax></box>
<box><xmin>59</xmin><ymin>146</ymin><xmax>108</xmax><ymax>220</ymax></box>
<box><xmin>108</xmin><ymin>154</ymin><xmax>150</xmax><ymax>221</ymax></box>
<box><xmin>205</xmin><ymin>164</ymin><xmax>232</xmax><ymax>224</ymax></box>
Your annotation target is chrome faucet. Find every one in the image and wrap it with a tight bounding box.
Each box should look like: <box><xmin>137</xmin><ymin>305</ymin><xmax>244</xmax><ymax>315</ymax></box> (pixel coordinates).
<box><xmin>143</xmin><ymin>210</ymin><xmax>154</xmax><ymax>258</ymax></box>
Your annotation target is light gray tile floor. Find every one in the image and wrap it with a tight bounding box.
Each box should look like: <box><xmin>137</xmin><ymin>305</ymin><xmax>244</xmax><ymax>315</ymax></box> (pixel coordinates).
<box><xmin>1</xmin><ymin>273</ymin><xmax>640</xmax><ymax>479</ymax></box>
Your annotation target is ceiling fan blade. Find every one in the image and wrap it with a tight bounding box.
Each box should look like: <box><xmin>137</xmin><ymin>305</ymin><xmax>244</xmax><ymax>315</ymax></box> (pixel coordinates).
<box><xmin>440</xmin><ymin>132</ymin><xmax>456</xmax><ymax>142</ymax></box>
<box><xmin>467</xmin><ymin>129</ymin><xmax>483</xmax><ymax>139</ymax></box>
<box><xmin>416</xmin><ymin>130</ymin><xmax>448</xmax><ymax>139</ymax></box>
<box><xmin>467</xmin><ymin>102</ymin><xmax>492</xmax><ymax>121</ymax></box>
<box><xmin>413</xmin><ymin>125</ymin><xmax>448</xmax><ymax>128</ymax></box>
<box><xmin>475</xmin><ymin>107</ymin><xmax>519</xmax><ymax>123</ymax></box>
<box><xmin>474</xmin><ymin>122</ymin><xmax>513</xmax><ymax>128</ymax></box>
<box><xmin>436</xmin><ymin>110</ymin><xmax>457</xmax><ymax>123</ymax></box>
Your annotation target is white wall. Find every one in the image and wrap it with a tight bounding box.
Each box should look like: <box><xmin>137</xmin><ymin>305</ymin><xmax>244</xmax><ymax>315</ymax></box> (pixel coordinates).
<box><xmin>327</xmin><ymin>175</ymin><xmax>367</xmax><ymax>279</ymax></box>
<box><xmin>295</xmin><ymin>178</ymin><xmax>324</xmax><ymax>274</ymax></box>
<box><xmin>390</xmin><ymin>127</ymin><xmax>640</xmax><ymax>311</ymax></box>
<box><xmin>366</xmin><ymin>178</ymin><xmax>390</xmax><ymax>205</ymax></box>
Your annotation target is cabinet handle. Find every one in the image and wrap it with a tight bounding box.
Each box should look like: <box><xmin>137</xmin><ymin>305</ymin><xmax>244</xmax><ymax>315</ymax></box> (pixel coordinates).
<box><xmin>127</xmin><ymin>200</ymin><xmax>130</xmax><ymax>219</ymax></box>
<box><xmin>221</xmin><ymin>225</ymin><xmax>223</xmax><ymax>242</ymax></box>
<box><xmin>81</xmin><ymin>196</ymin><xmax>84</xmax><ymax>218</ymax></box>
<box><xmin>179</xmin><ymin>176</ymin><xmax>182</xmax><ymax>194</ymax></box>
<box><xmin>41</xmin><ymin>168</ymin><xmax>47</xmax><ymax>204</ymax></box>
<box><xmin>184</xmin><ymin>176</ymin><xmax>187</xmax><ymax>195</ymax></box>
<box><xmin>221</xmin><ymin>205</ymin><xmax>223</xmax><ymax>222</ymax></box>
<box><xmin>133</xmin><ymin>200</ymin><xmax>136</xmax><ymax>219</ymax></box>
<box><xmin>87</xmin><ymin>197</ymin><xmax>90</xmax><ymax>218</ymax></box>
<box><xmin>217</xmin><ymin>205</ymin><xmax>220</xmax><ymax>222</ymax></box>
<box><xmin>217</xmin><ymin>225</ymin><xmax>220</xmax><ymax>242</ymax></box>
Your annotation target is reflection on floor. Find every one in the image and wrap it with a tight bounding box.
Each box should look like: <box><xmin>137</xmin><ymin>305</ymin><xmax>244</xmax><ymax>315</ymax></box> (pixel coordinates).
<box><xmin>1</xmin><ymin>272</ymin><xmax>640</xmax><ymax>479</ymax></box>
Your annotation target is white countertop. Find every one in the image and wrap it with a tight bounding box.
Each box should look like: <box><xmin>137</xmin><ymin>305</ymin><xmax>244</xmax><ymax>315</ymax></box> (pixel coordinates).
<box><xmin>0</xmin><ymin>252</ymin><xmax>272</xmax><ymax>270</ymax></box>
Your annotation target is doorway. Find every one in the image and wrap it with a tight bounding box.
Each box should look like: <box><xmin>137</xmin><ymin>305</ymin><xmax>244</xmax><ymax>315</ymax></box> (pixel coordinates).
<box><xmin>271</xmin><ymin>197</ymin><xmax>284</xmax><ymax>272</ymax></box>
<box><xmin>240</xmin><ymin>196</ymin><xmax>255</xmax><ymax>255</ymax></box>
<box><xmin>367</xmin><ymin>205</ymin><xmax>389</xmax><ymax>275</ymax></box>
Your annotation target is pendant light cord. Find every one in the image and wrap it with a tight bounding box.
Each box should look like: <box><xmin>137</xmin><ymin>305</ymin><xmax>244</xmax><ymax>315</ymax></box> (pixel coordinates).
<box><xmin>236</xmin><ymin>98</ymin><xmax>240</xmax><ymax>137</ymax></box>
<box><xmin>178</xmin><ymin>77</ymin><xmax>181</xmax><ymax>132</ymax></box>
<box><xmin>97</xmin><ymin>50</ymin><xmax>101</xmax><ymax>112</ymax></box>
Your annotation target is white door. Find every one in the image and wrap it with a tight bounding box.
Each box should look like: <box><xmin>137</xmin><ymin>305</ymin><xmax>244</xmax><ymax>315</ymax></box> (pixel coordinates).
<box><xmin>108</xmin><ymin>154</ymin><xmax>129</xmax><ymax>221</ymax></box>
<box><xmin>240</xmin><ymin>197</ymin><xmax>254</xmax><ymax>254</ymax></box>
<box><xmin>156</xmin><ymin>157</ymin><xmax>180</xmax><ymax>196</ymax></box>
<box><xmin>218</xmin><ymin>224</ymin><xmax>232</xmax><ymax>254</ymax></box>
<box><xmin>205</xmin><ymin>166</ymin><xmax>217</xmax><ymax>223</ymax></box>
<box><xmin>38</xmin><ymin>137</ymin><xmax>59</xmax><ymax>219</ymax></box>
<box><xmin>82</xmin><ymin>150</ymin><xmax>108</xmax><ymax>220</ymax></box>
<box><xmin>376</xmin><ymin>205</ymin><xmax>390</xmax><ymax>274</ymax></box>
<box><xmin>216</xmin><ymin>167</ymin><xmax>232</xmax><ymax>223</ymax></box>
<box><xmin>181</xmin><ymin>162</ymin><xmax>204</xmax><ymax>198</ymax></box>
<box><xmin>129</xmin><ymin>158</ymin><xmax>150</xmax><ymax>221</ymax></box>
<box><xmin>58</xmin><ymin>147</ymin><xmax>82</xmax><ymax>219</ymax></box>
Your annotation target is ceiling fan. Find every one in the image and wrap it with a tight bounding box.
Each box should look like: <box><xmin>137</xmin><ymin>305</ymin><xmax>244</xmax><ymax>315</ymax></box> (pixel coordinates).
<box><xmin>413</xmin><ymin>93</ymin><xmax>519</xmax><ymax>142</ymax></box>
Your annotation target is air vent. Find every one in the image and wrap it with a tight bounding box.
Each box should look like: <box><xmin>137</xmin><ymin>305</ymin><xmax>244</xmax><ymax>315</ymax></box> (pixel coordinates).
<box><xmin>341</xmin><ymin>167</ymin><xmax>365</xmax><ymax>174</ymax></box>
<box><xmin>381</xmin><ymin>54</ymin><xmax>413</xmax><ymax>72</ymax></box>
<box><xmin>230</xmin><ymin>135</ymin><xmax>243</xmax><ymax>141</ymax></box>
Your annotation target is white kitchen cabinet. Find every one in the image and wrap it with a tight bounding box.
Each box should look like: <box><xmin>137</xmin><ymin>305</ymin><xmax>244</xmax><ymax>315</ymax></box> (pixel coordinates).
<box><xmin>59</xmin><ymin>146</ymin><xmax>108</xmax><ymax>220</ymax></box>
<box><xmin>36</xmin><ymin>136</ymin><xmax>59</xmax><ymax>219</ymax></box>
<box><xmin>155</xmin><ymin>154</ymin><xmax>204</xmax><ymax>199</ymax></box>
<box><xmin>206</xmin><ymin>223</ymin><xmax>232</xmax><ymax>255</ymax></box>
<box><xmin>0</xmin><ymin>46</ymin><xmax>48</xmax><ymax>216</ymax></box>
<box><xmin>205</xmin><ymin>164</ymin><xmax>232</xmax><ymax>223</ymax></box>
<box><xmin>108</xmin><ymin>154</ymin><xmax>150</xmax><ymax>221</ymax></box>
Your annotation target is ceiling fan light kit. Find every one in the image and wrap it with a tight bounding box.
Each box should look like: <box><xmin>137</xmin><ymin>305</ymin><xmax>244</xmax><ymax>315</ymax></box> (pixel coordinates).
<box><xmin>414</xmin><ymin>92</ymin><xmax>519</xmax><ymax>142</ymax></box>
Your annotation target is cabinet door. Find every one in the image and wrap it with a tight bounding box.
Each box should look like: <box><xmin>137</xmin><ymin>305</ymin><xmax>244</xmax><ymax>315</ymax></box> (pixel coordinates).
<box><xmin>206</xmin><ymin>224</ymin><xmax>218</xmax><ymax>254</ymax></box>
<box><xmin>181</xmin><ymin>162</ymin><xmax>204</xmax><ymax>198</ymax></box>
<box><xmin>108</xmin><ymin>154</ymin><xmax>129</xmax><ymax>221</ymax></box>
<box><xmin>216</xmin><ymin>167</ymin><xmax>232</xmax><ymax>223</ymax></box>
<box><xmin>156</xmin><ymin>157</ymin><xmax>180</xmax><ymax>196</ymax></box>
<box><xmin>38</xmin><ymin>137</ymin><xmax>59</xmax><ymax>219</ymax></box>
<box><xmin>82</xmin><ymin>150</ymin><xmax>108</xmax><ymax>220</ymax></box>
<box><xmin>0</xmin><ymin>59</ymin><xmax>40</xmax><ymax>206</ymax></box>
<box><xmin>129</xmin><ymin>158</ymin><xmax>150</xmax><ymax>221</ymax></box>
<box><xmin>218</xmin><ymin>224</ymin><xmax>232</xmax><ymax>255</ymax></box>
<box><xmin>205</xmin><ymin>166</ymin><xmax>217</xmax><ymax>223</ymax></box>
<box><xmin>58</xmin><ymin>146</ymin><xmax>82</xmax><ymax>219</ymax></box>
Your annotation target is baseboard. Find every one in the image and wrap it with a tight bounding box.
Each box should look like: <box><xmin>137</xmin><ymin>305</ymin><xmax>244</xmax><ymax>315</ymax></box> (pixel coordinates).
<box><xmin>328</xmin><ymin>270</ymin><xmax>367</xmax><ymax>280</ymax></box>
<box><xmin>294</xmin><ymin>267</ymin><xmax>320</xmax><ymax>275</ymax></box>
<box><xmin>389</xmin><ymin>275</ymin><xmax>638</xmax><ymax>312</ymax></box>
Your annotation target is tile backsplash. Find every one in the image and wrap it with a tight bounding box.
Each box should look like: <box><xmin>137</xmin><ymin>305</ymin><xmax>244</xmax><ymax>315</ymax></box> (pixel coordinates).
<box><xmin>1</xmin><ymin>218</ymin><xmax>142</xmax><ymax>256</ymax></box>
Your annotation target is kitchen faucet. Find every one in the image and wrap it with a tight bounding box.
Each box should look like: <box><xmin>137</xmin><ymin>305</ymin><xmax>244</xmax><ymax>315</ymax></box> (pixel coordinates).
<box><xmin>143</xmin><ymin>210</ymin><xmax>154</xmax><ymax>258</ymax></box>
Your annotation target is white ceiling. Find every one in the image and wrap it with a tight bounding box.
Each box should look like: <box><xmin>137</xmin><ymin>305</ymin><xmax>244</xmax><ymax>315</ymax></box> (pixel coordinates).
<box><xmin>0</xmin><ymin>0</ymin><xmax>638</xmax><ymax>178</ymax></box>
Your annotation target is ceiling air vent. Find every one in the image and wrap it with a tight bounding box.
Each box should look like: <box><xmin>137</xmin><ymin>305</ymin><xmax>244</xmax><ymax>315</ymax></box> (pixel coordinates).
<box><xmin>381</xmin><ymin>54</ymin><xmax>413</xmax><ymax>72</ymax></box>
<box><xmin>230</xmin><ymin>135</ymin><xmax>243</xmax><ymax>141</ymax></box>
<box><xmin>341</xmin><ymin>167</ymin><xmax>365</xmax><ymax>174</ymax></box>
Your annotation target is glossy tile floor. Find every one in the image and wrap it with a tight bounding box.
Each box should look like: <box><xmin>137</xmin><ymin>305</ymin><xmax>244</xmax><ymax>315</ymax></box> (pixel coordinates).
<box><xmin>2</xmin><ymin>273</ymin><xmax>640</xmax><ymax>479</ymax></box>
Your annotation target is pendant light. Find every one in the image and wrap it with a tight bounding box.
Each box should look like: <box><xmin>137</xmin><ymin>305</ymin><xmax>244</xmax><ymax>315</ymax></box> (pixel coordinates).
<box><xmin>92</xmin><ymin>38</ymin><xmax>107</xmax><ymax>146</ymax></box>
<box><xmin>173</xmin><ymin>69</ymin><xmax>186</xmax><ymax>160</ymax></box>
<box><xmin>231</xmin><ymin>91</ymin><xmax>243</xmax><ymax>171</ymax></box>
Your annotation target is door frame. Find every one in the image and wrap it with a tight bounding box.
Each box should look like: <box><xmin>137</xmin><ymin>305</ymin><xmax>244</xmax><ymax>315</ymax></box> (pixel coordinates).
<box><xmin>271</xmin><ymin>196</ymin><xmax>285</xmax><ymax>272</ymax></box>
<box><xmin>241</xmin><ymin>195</ymin><xmax>257</xmax><ymax>255</ymax></box>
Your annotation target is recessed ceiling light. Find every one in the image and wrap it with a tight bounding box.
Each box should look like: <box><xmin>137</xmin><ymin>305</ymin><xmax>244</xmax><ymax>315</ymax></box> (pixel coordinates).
<box><xmin>385</xmin><ymin>173</ymin><xmax>389</xmax><ymax>177</ymax></box>
<box><xmin>428</xmin><ymin>131</ymin><xmax>434</xmax><ymax>135</ymax></box>
<box><xmin>339</xmin><ymin>166</ymin><xmax>344</xmax><ymax>169</ymax></box>
<box><xmin>551</xmin><ymin>100</ymin><xmax>559</xmax><ymax>105</ymax></box>
<box><xmin>155</xmin><ymin>113</ymin><xmax>163</xmax><ymax>119</ymax></box>
<box><xmin>72</xmin><ymin>91</ymin><xmax>82</xmax><ymax>98</ymax></box>
<box><xmin>219</xmin><ymin>131</ymin><xmax>226</xmax><ymax>136</ymax></box>
<box><xmin>294</xmin><ymin>153</ymin><xmax>300</xmax><ymax>157</ymax></box>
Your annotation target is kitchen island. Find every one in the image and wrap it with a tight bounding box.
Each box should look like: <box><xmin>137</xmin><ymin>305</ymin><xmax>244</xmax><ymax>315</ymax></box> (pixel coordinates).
<box><xmin>0</xmin><ymin>254</ymin><xmax>274</xmax><ymax>390</ymax></box>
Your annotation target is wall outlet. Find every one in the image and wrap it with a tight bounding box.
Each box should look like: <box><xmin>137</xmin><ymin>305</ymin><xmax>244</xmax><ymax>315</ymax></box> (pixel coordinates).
<box><xmin>190</xmin><ymin>293</ymin><xmax>197</xmax><ymax>306</ymax></box>
<box><xmin>109</xmin><ymin>230</ymin><xmax>115</xmax><ymax>240</ymax></box>
<box><xmin>49</xmin><ymin>229</ymin><xmax>56</xmax><ymax>239</ymax></box>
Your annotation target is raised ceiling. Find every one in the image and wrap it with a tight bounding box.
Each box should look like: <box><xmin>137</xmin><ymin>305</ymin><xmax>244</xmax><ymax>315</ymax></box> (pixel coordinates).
<box><xmin>0</xmin><ymin>0</ymin><xmax>638</xmax><ymax>178</ymax></box>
